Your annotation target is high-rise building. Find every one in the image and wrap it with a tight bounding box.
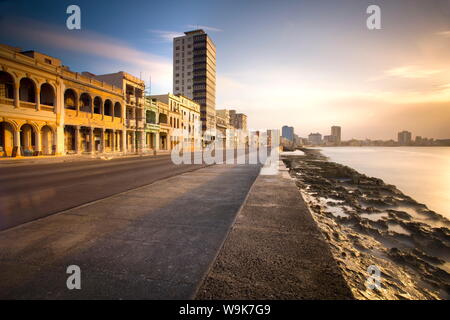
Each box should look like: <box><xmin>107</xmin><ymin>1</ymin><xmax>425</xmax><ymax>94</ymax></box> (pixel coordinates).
<box><xmin>398</xmin><ymin>130</ymin><xmax>412</xmax><ymax>145</ymax></box>
<box><xmin>331</xmin><ymin>126</ymin><xmax>341</xmax><ymax>143</ymax></box>
<box><xmin>173</xmin><ymin>30</ymin><xmax>216</xmax><ymax>133</ymax></box>
<box><xmin>282</xmin><ymin>126</ymin><xmax>294</xmax><ymax>141</ymax></box>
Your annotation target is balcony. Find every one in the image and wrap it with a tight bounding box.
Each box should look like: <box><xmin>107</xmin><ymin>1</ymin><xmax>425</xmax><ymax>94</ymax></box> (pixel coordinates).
<box><xmin>126</xmin><ymin>119</ymin><xmax>136</xmax><ymax>128</ymax></box>
<box><xmin>136</xmin><ymin>119</ymin><xmax>145</xmax><ymax>129</ymax></box>
<box><xmin>0</xmin><ymin>97</ymin><xmax>14</xmax><ymax>106</ymax></box>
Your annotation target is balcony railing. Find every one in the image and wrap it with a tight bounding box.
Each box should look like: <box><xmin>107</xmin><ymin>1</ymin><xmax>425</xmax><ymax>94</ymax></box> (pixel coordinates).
<box><xmin>126</xmin><ymin>119</ymin><xmax>136</xmax><ymax>128</ymax></box>
<box><xmin>0</xmin><ymin>97</ymin><xmax>14</xmax><ymax>106</ymax></box>
<box><xmin>20</xmin><ymin>101</ymin><xmax>36</xmax><ymax>109</ymax></box>
<box><xmin>40</xmin><ymin>104</ymin><xmax>55</xmax><ymax>112</ymax></box>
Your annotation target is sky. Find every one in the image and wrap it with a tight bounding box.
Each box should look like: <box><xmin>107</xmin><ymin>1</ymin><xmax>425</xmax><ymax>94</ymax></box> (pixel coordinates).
<box><xmin>0</xmin><ymin>0</ymin><xmax>449</xmax><ymax>140</ymax></box>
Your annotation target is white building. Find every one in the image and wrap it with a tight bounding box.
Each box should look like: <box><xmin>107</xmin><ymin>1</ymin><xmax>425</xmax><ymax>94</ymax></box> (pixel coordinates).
<box><xmin>173</xmin><ymin>30</ymin><xmax>216</xmax><ymax>133</ymax></box>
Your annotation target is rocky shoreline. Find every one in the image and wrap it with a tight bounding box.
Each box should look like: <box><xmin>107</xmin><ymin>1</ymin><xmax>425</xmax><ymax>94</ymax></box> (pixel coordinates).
<box><xmin>282</xmin><ymin>148</ymin><xmax>450</xmax><ymax>300</ymax></box>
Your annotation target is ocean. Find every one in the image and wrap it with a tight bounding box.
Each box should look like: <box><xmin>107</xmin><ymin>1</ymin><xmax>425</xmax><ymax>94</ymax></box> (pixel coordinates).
<box><xmin>316</xmin><ymin>147</ymin><xmax>450</xmax><ymax>220</ymax></box>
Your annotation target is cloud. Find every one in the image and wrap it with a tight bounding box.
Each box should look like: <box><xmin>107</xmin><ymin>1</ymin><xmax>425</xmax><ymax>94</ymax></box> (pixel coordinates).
<box><xmin>384</xmin><ymin>66</ymin><xmax>443</xmax><ymax>79</ymax></box>
<box><xmin>0</xmin><ymin>16</ymin><xmax>172</xmax><ymax>91</ymax></box>
<box><xmin>186</xmin><ymin>24</ymin><xmax>222</xmax><ymax>32</ymax></box>
<box><xmin>436</xmin><ymin>30</ymin><xmax>450</xmax><ymax>37</ymax></box>
<box><xmin>148</xmin><ymin>29</ymin><xmax>184</xmax><ymax>41</ymax></box>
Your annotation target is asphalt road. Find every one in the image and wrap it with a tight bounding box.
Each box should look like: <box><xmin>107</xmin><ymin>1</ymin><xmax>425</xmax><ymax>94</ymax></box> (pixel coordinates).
<box><xmin>0</xmin><ymin>164</ymin><xmax>261</xmax><ymax>299</ymax></box>
<box><xmin>0</xmin><ymin>155</ymin><xmax>206</xmax><ymax>231</ymax></box>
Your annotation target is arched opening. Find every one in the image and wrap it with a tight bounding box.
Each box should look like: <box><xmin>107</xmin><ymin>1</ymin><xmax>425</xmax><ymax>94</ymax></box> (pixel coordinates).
<box><xmin>93</xmin><ymin>128</ymin><xmax>103</xmax><ymax>152</ymax></box>
<box><xmin>20</xmin><ymin>124</ymin><xmax>36</xmax><ymax>156</ymax></box>
<box><xmin>19</xmin><ymin>78</ymin><xmax>36</xmax><ymax>103</ymax></box>
<box><xmin>114</xmin><ymin>102</ymin><xmax>122</xmax><ymax>117</ymax></box>
<box><xmin>93</xmin><ymin>96</ymin><xmax>102</xmax><ymax>114</ymax></box>
<box><xmin>40</xmin><ymin>83</ymin><xmax>55</xmax><ymax>106</ymax></box>
<box><xmin>40</xmin><ymin>125</ymin><xmax>54</xmax><ymax>155</ymax></box>
<box><xmin>64</xmin><ymin>125</ymin><xmax>76</xmax><ymax>153</ymax></box>
<box><xmin>159</xmin><ymin>132</ymin><xmax>167</xmax><ymax>150</ymax></box>
<box><xmin>146</xmin><ymin>110</ymin><xmax>156</xmax><ymax>124</ymax></box>
<box><xmin>79</xmin><ymin>93</ymin><xmax>92</xmax><ymax>113</ymax></box>
<box><xmin>0</xmin><ymin>121</ymin><xmax>15</xmax><ymax>157</ymax></box>
<box><xmin>64</xmin><ymin>89</ymin><xmax>77</xmax><ymax>110</ymax></box>
<box><xmin>104</xmin><ymin>99</ymin><xmax>113</xmax><ymax>116</ymax></box>
<box><xmin>159</xmin><ymin>113</ymin><xmax>167</xmax><ymax>124</ymax></box>
<box><xmin>80</xmin><ymin>127</ymin><xmax>91</xmax><ymax>152</ymax></box>
<box><xmin>0</xmin><ymin>71</ymin><xmax>14</xmax><ymax>100</ymax></box>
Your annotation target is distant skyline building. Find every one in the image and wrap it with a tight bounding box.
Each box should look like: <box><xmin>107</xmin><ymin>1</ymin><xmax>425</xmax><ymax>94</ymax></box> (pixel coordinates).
<box><xmin>229</xmin><ymin>110</ymin><xmax>247</xmax><ymax>131</ymax></box>
<box><xmin>398</xmin><ymin>130</ymin><xmax>412</xmax><ymax>145</ymax></box>
<box><xmin>173</xmin><ymin>30</ymin><xmax>217</xmax><ymax>133</ymax></box>
<box><xmin>331</xmin><ymin>126</ymin><xmax>341</xmax><ymax>144</ymax></box>
<box><xmin>282</xmin><ymin>126</ymin><xmax>294</xmax><ymax>141</ymax></box>
<box><xmin>308</xmin><ymin>132</ymin><xmax>322</xmax><ymax>145</ymax></box>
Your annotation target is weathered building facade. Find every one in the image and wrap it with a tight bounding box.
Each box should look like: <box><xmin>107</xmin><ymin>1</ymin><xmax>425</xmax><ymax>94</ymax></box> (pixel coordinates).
<box><xmin>0</xmin><ymin>44</ymin><xmax>60</xmax><ymax>157</ymax></box>
<box><xmin>93</xmin><ymin>72</ymin><xmax>145</xmax><ymax>153</ymax></box>
<box><xmin>0</xmin><ymin>44</ymin><xmax>146</xmax><ymax>157</ymax></box>
<box><xmin>144</xmin><ymin>97</ymin><xmax>159</xmax><ymax>152</ymax></box>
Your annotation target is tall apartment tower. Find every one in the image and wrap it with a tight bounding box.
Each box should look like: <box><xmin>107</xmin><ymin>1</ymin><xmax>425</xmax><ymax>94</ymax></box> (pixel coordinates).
<box><xmin>173</xmin><ymin>30</ymin><xmax>216</xmax><ymax>132</ymax></box>
<box><xmin>331</xmin><ymin>126</ymin><xmax>341</xmax><ymax>143</ymax></box>
<box><xmin>282</xmin><ymin>126</ymin><xmax>294</xmax><ymax>141</ymax></box>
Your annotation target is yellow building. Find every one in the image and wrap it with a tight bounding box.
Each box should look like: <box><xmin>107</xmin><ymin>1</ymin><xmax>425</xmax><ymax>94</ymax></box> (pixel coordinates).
<box><xmin>0</xmin><ymin>44</ymin><xmax>151</xmax><ymax>157</ymax></box>
<box><xmin>150</xmin><ymin>98</ymin><xmax>170</xmax><ymax>151</ymax></box>
<box><xmin>62</xmin><ymin>71</ymin><xmax>125</xmax><ymax>154</ymax></box>
<box><xmin>149</xmin><ymin>93</ymin><xmax>200</xmax><ymax>151</ymax></box>
<box><xmin>149</xmin><ymin>94</ymin><xmax>181</xmax><ymax>150</ymax></box>
<box><xmin>0</xmin><ymin>44</ymin><xmax>61</xmax><ymax>156</ymax></box>
<box><xmin>178</xmin><ymin>95</ymin><xmax>201</xmax><ymax>152</ymax></box>
<box><xmin>92</xmin><ymin>72</ymin><xmax>145</xmax><ymax>153</ymax></box>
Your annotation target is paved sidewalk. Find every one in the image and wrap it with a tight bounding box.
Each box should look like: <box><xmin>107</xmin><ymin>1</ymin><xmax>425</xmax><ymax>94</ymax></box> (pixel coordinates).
<box><xmin>0</xmin><ymin>152</ymin><xmax>170</xmax><ymax>167</ymax></box>
<box><xmin>0</xmin><ymin>164</ymin><xmax>260</xmax><ymax>299</ymax></box>
<box><xmin>197</xmin><ymin>161</ymin><xmax>354</xmax><ymax>299</ymax></box>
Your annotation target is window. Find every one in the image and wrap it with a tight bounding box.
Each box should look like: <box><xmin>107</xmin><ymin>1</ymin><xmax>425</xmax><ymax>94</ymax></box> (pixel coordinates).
<box><xmin>44</xmin><ymin>58</ymin><xmax>52</xmax><ymax>65</ymax></box>
<box><xmin>176</xmin><ymin>46</ymin><xmax>180</xmax><ymax>50</ymax></box>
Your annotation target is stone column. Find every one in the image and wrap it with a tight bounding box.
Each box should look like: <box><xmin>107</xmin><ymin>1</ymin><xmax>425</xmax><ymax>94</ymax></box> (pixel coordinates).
<box><xmin>14</xmin><ymin>81</ymin><xmax>20</xmax><ymax>108</ymax></box>
<box><xmin>75</xmin><ymin>126</ymin><xmax>80</xmax><ymax>154</ymax></box>
<box><xmin>13</xmin><ymin>129</ymin><xmax>21</xmax><ymax>157</ymax></box>
<box><xmin>36</xmin><ymin>87</ymin><xmax>40</xmax><ymax>111</ymax></box>
<box><xmin>35</xmin><ymin>129</ymin><xmax>41</xmax><ymax>155</ymax></box>
<box><xmin>122</xmin><ymin>130</ymin><xmax>127</xmax><ymax>154</ymax></box>
<box><xmin>154</xmin><ymin>132</ymin><xmax>159</xmax><ymax>155</ymax></box>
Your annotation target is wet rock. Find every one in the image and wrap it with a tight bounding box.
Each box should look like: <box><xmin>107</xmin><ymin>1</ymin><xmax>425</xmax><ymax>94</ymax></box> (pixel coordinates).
<box><xmin>282</xmin><ymin>148</ymin><xmax>450</xmax><ymax>300</ymax></box>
